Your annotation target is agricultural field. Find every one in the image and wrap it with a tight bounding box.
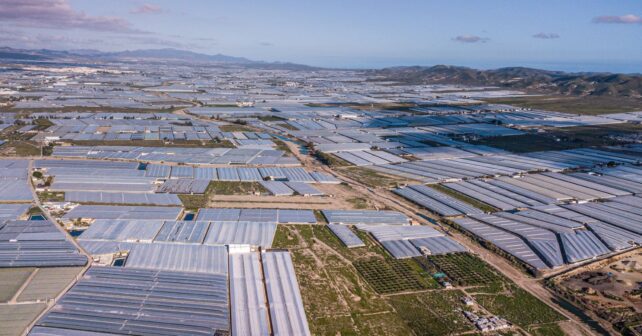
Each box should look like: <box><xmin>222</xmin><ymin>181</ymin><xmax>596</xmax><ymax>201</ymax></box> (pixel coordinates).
<box><xmin>207</xmin><ymin>181</ymin><xmax>268</xmax><ymax>195</ymax></box>
<box><xmin>484</xmin><ymin>95</ymin><xmax>642</xmax><ymax>115</ymax></box>
<box><xmin>0</xmin><ymin>268</ymin><xmax>35</xmax><ymax>302</ymax></box>
<box><xmin>272</xmin><ymin>224</ymin><xmax>415</xmax><ymax>335</ymax></box>
<box><xmin>473</xmin><ymin>123</ymin><xmax>642</xmax><ymax>153</ymax></box>
<box><xmin>37</xmin><ymin>191</ymin><xmax>65</xmax><ymax>203</ymax></box>
<box><xmin>353</xmin><ymin>258</ymin><xmax>437</xmax><ymax>294</ymax></box>
<box><xmin>387</xmin><ymin>290</ymin><xmax>476</xmax><ymax>336</ymax></box>
<box><xmin>473</xmin><ymin>286</ymin><xmax>564</xmax><ymax>327</ymax></box>
<box><xmin>0</xmin><ymin>267</ymin><xmax>83</xmax><ymax>336</ymax></box>
<box><xmin>423</xmin><ymin>253</ymin><xmax>504</xmax><ymax>286</ymax></box>
<box><xmin>273</xmin><ymin>225</ymin><xmax>567</xmax><ymax>335</ymax></box>
<box><xmin>179</xmin><ymin>181</ymin><xmax>270</xmax><ymax>208</ymax></box>
<box><xmin>0</xmin><ymin>141</ymin><xmax>42</xmax><ymax>156</ymax></box>
<box><xmin>218</xmin><ymin>123</ymin><xmax>258</xmax><ymax>132</ymax></box>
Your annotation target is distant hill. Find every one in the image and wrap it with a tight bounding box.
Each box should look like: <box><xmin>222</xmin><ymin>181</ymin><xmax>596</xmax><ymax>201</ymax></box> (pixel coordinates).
<box><xmin>0</xmin><ymin>46</ymin><xmax>252</xmax><ymax>63</ymax></box>
<box><xmin>101</xmin><ymin>48</ymin><xmax>254</xmax><ymax>63</ymax></box>
<box><xmin>368</xmin><ymin>65</ymin><xmax>642</xmax><ymax>97</ymax></box>
<box><xmin>0</xmin><ymin>46</ymin><xmax>317</xmax><ymax>70</ymax></box>
<box><xmin>2</xmin><ymin>46</ymin><xmax>640</xmax><ymax>97</ymax></box>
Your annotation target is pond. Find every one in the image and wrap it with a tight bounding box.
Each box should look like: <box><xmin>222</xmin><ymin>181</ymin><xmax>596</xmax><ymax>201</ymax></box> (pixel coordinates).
<box><xmin>69</xmin><ymin>230</ymin><xmax>85</xmax><ymax>237</ymax></box>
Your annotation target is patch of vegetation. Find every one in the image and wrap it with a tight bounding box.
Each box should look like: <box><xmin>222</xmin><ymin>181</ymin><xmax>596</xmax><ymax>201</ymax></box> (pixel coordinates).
<box><xmin>474</xmin><ymin>286</ymin><xmax>565</xmax><ymax>327</ymax></box>
<box><xmin>27</xmin><ymin>206</ymin><xmax>42</xmax><ymax>215</ymax></box>
<box><xmin>272</xmin><ymin>139</ymin><xmax>292</xmax><ymax>155</ymax></box>
<box><xmin>527</xmin><ymin>323</ymin><xmax>566</xmax><ymax>336</ymax></box>
<box><xmin>178</xmin><ymin>180</ymin><xmax>268</xmax><ymax>208</ymax></box>
<box><xmin>423</xmin><ymin>253</ymin><xmax>504</xmax><ymax>287</ymax></box>
<box><xmin>202</xmin><ymin>103</ymin><xmax>238</xmax><ymax>108</ymax></box>
<box><xmin>271</xmin><ymin>225</ymin><xmax>415</xmax><ymax>336</ymax></box>
<box><xmin>340</xmin><ymin>166</ymin><xmax>405</xmax><ymax>188</ymax></box>
<box><xmin>387</xmin><ymin>290</ymin><xmax>476</xmax><ymax>336</ymax></box>
<box><xmin>207</xmin><ymin>181</ymin><xmax>267</xmax><ymax>195</ymax></box>
<box><xmin>0</xmin><ymin>141</ymin><xmax>42</xmax><ymax>156</ymax></box>
<box><xmin>429</xmin><ymin>184</ymin><xmax>498</xmax><ymax>213</ymax></box>
<box><xmin>37</xmin><ymin>191</ymin><xmax>65</xmax><ymax>203</ymax></box>
<box><xmin>219</xmin><ymin>124</ymin><xmax>256</xmax><ymax>132</ymax></box>
<box><xmin>33</xmin><ymin>118</ymin><xmax>54</xmax><ymax>129</ymax></box>
<box><xmin>473</xmin><ymin>123</ymin><xmax>642</xmax><ymax>153</ymax></box>
<box><xmin>178</xmin><ymin>194</ymin><xmax>207</xmax><ymax>209</ymax></box>
<box><xmin>273</xmin><ymin>225</ymin><xmax>564</xmax><ymax>335</ymax></box>
<box><xmin>257</xmin><ymin>115</ymin><xmax>286</xmax><ymax>122</ymax></box>
<box><xmin>313</xmin><ymin>210</ymin><xmax>327</xmax><ymax>224</ymax></box>
<box><xmin>346</xmin><ymin>197</ymin><xmax>369</xmax><ymax>209</ymax></box>
<box><xmin>313</xmin><ymin>151</ymin><xmax>350</xmax><ymax>167</ymax></box>
<box><xmin>484</xmin><ymin>95</ymin><xmax>642</xmax><ymax>115</ymax></box>
<box><xmin>353</xmin><ymin>258</ymin><xmax>438</xmax><ymax>294</ymax></box>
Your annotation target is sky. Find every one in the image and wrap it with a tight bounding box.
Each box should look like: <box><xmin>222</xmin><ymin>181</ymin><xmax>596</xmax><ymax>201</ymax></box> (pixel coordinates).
<box><xmin>0</xmin><ymin>0</ymin><xmax>641</xmax><ymax>72</ymax></box>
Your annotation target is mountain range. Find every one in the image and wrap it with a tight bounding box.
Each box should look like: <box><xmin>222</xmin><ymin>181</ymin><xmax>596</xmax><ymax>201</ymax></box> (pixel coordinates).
<box><xmin>368</xmin><ymin>65</ymin><xmax>642</xmax><ymax>98</ymax></box>
<box><xmin>1</xmin><ymin>47</ymin><xmax>641</xmax><ymax>97</ymax></box>
<box><xmin>0</xmin><ymin>47</ymin><xmax>315</xmax><ymax>70</ymax></box>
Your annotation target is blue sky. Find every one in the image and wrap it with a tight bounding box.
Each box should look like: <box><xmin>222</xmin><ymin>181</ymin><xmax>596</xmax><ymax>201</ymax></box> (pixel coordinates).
<box><xmin>1</xmin><ymin>0</ymin><xmax>641</xmax><ymax>72</ymax></box>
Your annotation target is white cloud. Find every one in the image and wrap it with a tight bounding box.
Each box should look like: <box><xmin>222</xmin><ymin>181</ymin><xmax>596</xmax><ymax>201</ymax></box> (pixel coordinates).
<box><xmin>452</xmin><ymin>35</ymin><xmax>489</xmax><ymax>43</ymax></box>
<box><xmin>533</xmin><ymin>32</ymin><xmax>560</xmax><ymax>39</ymax></box>
<box><xmin>131</xmin><ymin>4</ymin><xmax>163</xmax><ymax>15</ymax></box>
<box><xmin>0</xmin><ymin>0</ymin><xmax>140</xmax><ymax>33</ymax></box>
<box><xmin>592</xmin><ymin>14</ymin><xmax>642</xmax><ymax>24</ymax></box>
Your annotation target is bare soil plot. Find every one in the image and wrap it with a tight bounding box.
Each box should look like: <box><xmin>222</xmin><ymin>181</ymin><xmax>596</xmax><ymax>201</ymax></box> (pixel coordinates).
<box><xmin>17</xmin><ymin>267</ymin><xmax>82</xmax><ymax>302</ymax></box>
<box><xmin>0</xmin><ymin>268</ymin><xmax>35</xmax><ymax>302</ymax></box>
<box><xmin>0</xmin><ymin>303</ymin><xmax>46</xmax><ymax>336</ymax></box>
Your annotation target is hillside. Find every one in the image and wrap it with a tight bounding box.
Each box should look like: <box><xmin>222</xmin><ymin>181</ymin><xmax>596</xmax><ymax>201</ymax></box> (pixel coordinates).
<box><xmin>368</xmin><ymin>65</ymin><xmax>642</xmax><ymax>97</ymax></box>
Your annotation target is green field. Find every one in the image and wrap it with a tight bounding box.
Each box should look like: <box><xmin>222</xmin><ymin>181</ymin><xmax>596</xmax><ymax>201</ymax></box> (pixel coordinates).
<box><xmin>353</xmin><ymin>258</ymin><xmax>438</xmax><ymax>294</ymax></box>
<box><xmin>37</xmin><ymin>191</ymin><xmax>65</xmax><ymax>203</ymax></box>
<box><xmin>314</xmin><ymin>151</ymin><xmax>351</xmax><ymax>167</ymax></box>
<box><xmin>272</xmin><ymin>225</ymin><xmax>567</xmax><ymax>335</ymax></box>
<box><xmin>473</xmin><ymin>123</ymin><xmax>642</xmax><ymax>153</ymax></box>
<box><xmin>346</xmin><ymin>196</ymin><xmax>369</xmax><ymax>209</ymax></box>
<box><xmin>474</xmin><ymin>285</ymin><xmax>565</xmax><ymax>327</ymax></box>
<box><xmin>388</xmin><ymin>290</ymin><xmax>476</xmax><ymax>336</ymax></box>
<box><xmin>423</xmin><ymin>253</ymin><xmax>504</xmax><ymax>286</ymax></box>
<box><xmin>272</xmin><ymin>224</ymin><xmax>416</xmax><ymax>335</ymax></box>
<box><xmin>0</xmin><ymin>141</ymin><xmax>42</xmax><ymax>156</ymax></box>
<box><xmin>178</xmin><ymin>181</ymin><xmax>269</xmax><ymax>209</ymax></box>
<box><xmin>207</xmin><ymin>181</ymin><xmax>268</xmax><ymax>195</ymax></box>
<box><xmin>218</xmin><ymin>124</ymin><xmax>257</xmax><ymax>132</ymax></box>
<box><xmin>528</xmin><ymin>323</ymin><xmax>566</xmax><ymax>336</ymax></box>
<box><xmin>484</xmin><ymin>95</ymin><xmax>642</xmax><ymax>115</ymax></box>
